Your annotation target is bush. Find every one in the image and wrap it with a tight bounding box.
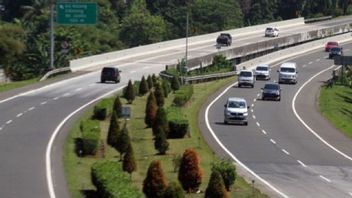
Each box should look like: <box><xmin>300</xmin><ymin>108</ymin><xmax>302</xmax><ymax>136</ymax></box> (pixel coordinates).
<box><xmin>93</xmin><ymin>98</ymin><xmax>113</xmax><ymax>120</ymax></box>
<box><xmin>139</xmin><ymin>76</ymin><xmax>149</xmax><ymax>95</ymax></box>
<box><xmin>145</xmin><ymin>91</ymin><xmax>158</xmax><ymax>128</ymax></box>
<box><xmin>167</xmin><ymin>107</ymin><xmax>189</xmax><ymax>138</ymax></box>
<box><xmin>204</xmin><ymin>170</ymin><xmax>228</xmax><ymax>198</ymax></box>
<box><xmin>91</xmin><ymin>161</ymin><xmax>144</xmax><ymax>198</ymax></box>
<box><xmin>113</xmin><ymin>96</ymin><xmax>123</xmax><ymax>118</ymax></box>
<box><xmin>171</xmin><ymin>76</ymin><xmax>181</xmax><ymax>91</ymax></box>
<box><xmin>211</xmin><ymin>160</ymin><xmax>237</xmax><ymax>191</ymax></box>
<box><xmin>178</xmin><ymin>148</ymin><xmax>202</xmax><ymax>193</ymax></box>
<box><xmin>80</xmin><ymin>119</ymin><xmax>101</xmax><ymax>155</ymax></box>
<box><xmin>154</xmin><ymin>126</ymin><xmax>169</xmax><ymax>154</ymax></box>
<box><xmin>162</xmin><ymin>182</ymin><xmax>185</xmax><ymax>198</ymax></box>
<box><xmin>155</xmin><ymin>82</ymin><xmax>165</xmax><ymax>107</ymax></box>
<box><xmin>124</xmin><ymin>80</ymin><xmax>135</xmax><ymax>104</ymax></box>
<box><xmin>162</xmin><ymin>79</ymin><xmax>171</xmax><ymax>97</ymax></box>
<box><xmin>143</xmin><ymin>160</ymin><xmax>168</xmax><ymax>198</ymax></box>
<box><xmin>173</xmin><ymin>85</ymin><xmax>193</xmax><ymax>107</ymax></box>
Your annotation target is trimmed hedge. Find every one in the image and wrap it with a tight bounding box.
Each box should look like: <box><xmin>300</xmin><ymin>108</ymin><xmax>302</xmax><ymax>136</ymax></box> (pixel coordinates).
<box><xmin>91</xmin><ymin>161</ymin><xmax>144</xmax><ymax>198</ymax></box>
<box><xmin>172</xmin><ymin>85</ymin><xmax>193</xmax><ymax>107</ymax></box>
<box><xmin>167</xmin><ymin>107</ymin><xmax>189</xmax><ymax>138</ymax></box>
<box><xmin>80</xmin><ymin>119</ymin><xmax>101</xmax><ymax>155</ymax></box>
<box><xmin>93</xmin><ymin>98</ymin><xmax>114</xmax><ymax>120</ymax></box>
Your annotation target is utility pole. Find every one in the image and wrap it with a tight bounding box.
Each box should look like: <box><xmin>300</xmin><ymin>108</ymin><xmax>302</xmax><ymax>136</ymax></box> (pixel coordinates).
<box><xmin>185</xmin><ymin>11</ymin><xmax>189</xmax><ymax>73</ymax></box>
<box><xmin>50</xmin><ymin>0</ymin><xmax>55</xmax><ymax>70</ymax></box>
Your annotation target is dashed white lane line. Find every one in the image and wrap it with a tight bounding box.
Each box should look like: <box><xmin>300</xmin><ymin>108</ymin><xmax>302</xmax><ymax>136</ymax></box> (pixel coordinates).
<box><xmin>252</xmin><ymin>115</ymin><xmax>256</xmax><ymax>119</ymax></box>
<box><xmin>130</xmin><ymin>70</ymin><xmax>136</xmax><ymax>74</ymax></box>
<box><xmin>308</xmin><ymin>61</ymin><xmax>313</xmax><ymax>64</ymax></box>
<box><xmin>270</xmin><ymin>139</ymin><xmax>277</xmax><ymax>144</ymax></box>
<box><xmin>316</xmin><ymin>58</ymin><xmax>321</xmax><ymax>62</ymax></box>
<box><xmin>251</xmin><ymin>109</ymin><xmax>254</xmax><ymax>113</ymax></box>
<box><xmin>302</xmin><ymin>64</ymin><xmax>307</xmax><ymax>68</ymax></box>
<box><xmin>262</xmin><ymin>130</ymin><xmax>267</xmax><ymax>135</ymax></box>
<box><xmin>28</xmin><ymin>107</ymin><xmax>35</xmax><ymax>111</ymax></box>
<box><xmin>6</xmin><ymin>120</ymin><xmax>12</xmax><ymax>125</ymax></box>
<box><xmin>256</xmin><ymin>122</ymin><xmax>260</xmax><ymax>127</ymax></box>
<box><xmin>319</xmin><ymin>175</ymin><xmax>332</xmax><ymax>183</ymax></box>
<box><xmin>257</xmin><ymin>93</ymin><xmax>261</xmax><ymax>97</ymax></box>
<box><xmin>41</xmin><ymin>101</ymin><xmax>47</xmax><ymax>105</ymax></box>
<box><xmin>282</xmin><ymin>149</ymin><xmax>290</xmax><ymax>155</ymax></box>
<box><xmin>53</xmin><ymin>97</ymin><xmax>59</xmax><ymax>100</ymax></box>
<box><xmin>75</xmin><ymin>88</ymin><xmax>82</xmax><ymax>92</ymax></box>
<box><xmin>62</xmin><ymin>93</ymin><xmax>70</xmax><ymax>97</ymax></box>
<box><xmin>253</xmin><ymin>98</ymin><xmax>257</xmax><ymax>102</ymax></box>
<box><xmin>16</xmin><ymin>113</ymin><xmax>23</xmax><ymax>118</ymax></box>
<box><xmin>297</xmin><ymin>160</ymin><xmax>307</xmax><ymax>168</ymax></box>
<box><xmin>251</xmin><ymin>104</ymin><xmax>254</xmax><ymax>107</ymax></box>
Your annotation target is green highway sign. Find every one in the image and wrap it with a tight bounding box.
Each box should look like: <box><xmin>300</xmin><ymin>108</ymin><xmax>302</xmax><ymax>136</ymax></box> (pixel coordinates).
<box><xmin>57</xmin><ymin>2</ymin><xmax>97</xmax><ymax>25</ymax></box>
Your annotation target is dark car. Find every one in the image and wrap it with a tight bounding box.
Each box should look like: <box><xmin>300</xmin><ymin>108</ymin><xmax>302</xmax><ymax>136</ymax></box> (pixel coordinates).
<box><xmin>261</xmin><ymin>83</ymin><xmax>281</xmax><ymax>101</ymax></box>
<box><xmin>216</xmin><ymin>33</ymin><xmax>232</xmax><ymax>46</ymax></box>
<box><xmin>329</xmin><ymin>47</ymin><xmax>343</xmax><ymax>59</ymax></box>
<box><xmin>101</xmin><ymin>67</ymin><xmax>121</xmax><ymax>83</ymax></box>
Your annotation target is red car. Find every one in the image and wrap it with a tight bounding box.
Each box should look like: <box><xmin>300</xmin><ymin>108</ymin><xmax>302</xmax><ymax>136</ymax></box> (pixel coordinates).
<box><xmin>325</xmin><ymin>41</ymin><xmax>339</xmax><ymax>52</ymax></box>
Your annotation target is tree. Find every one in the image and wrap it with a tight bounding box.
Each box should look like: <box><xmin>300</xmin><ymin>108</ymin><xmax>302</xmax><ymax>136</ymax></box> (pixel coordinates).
<box><xmin>147</xmin><ymin>75</ymin><xmax>154</xmax><ymax>89</ymax></box>
<box><xmin>152</xmin><ymin>107</ymin><xmax>169</xmax><ymax>136</ymax></box>
<box><xmin>123</xmin><ymin>143</ymin><xmax>137</xmax><ymax>179</ymax></box>
<box><xmin>143</xmin><ymin>160</ymin><xmax>168</xmax><ymax>198</ymax></box>
<box><xmin>178</xmin><ymin>148</ymin><xmax>202</xmax><ymax>193</ymax></box>
<box><xmin>139</xmin><ymin>75</ymin><xmax>149</xmax><ymax>95</ymax></box>
<box><xmin>212</xmin><ymin>160</ymin><xmax>237</xmax><ymax>191</ymax></box>
<box><xmin>107</xmin><ymin>111</ymin><xmax>120</xmax><ymax>147</ymax></box>
<box><xmin>154</xmin><ymin>126</ymin><xmax>169</xmax><ymax>155</ymax></box>
<box><xmin>152</xmin><ymin>73</ymin><xmax>158</xmax><ymax>85</ymax></box>
<box><xmin>162</xmin><ymin>79</ymin><xmax>171</xmax><ymax>97</ymax></box>
<box><xmin>171</xmin><ymin>76</ymin><xmax>181</xmax><ymax>92</ymax></box>
<box><xmin>113</xmin><ymin>95</ymin><xmax>123</xmax><ymax>118</ymax></box>
<box><xmin>124</xmin><ymin>80</ymin><xmax>135</xmax><ymax>104</ymax></box>
<box><xmin>115</xmin><ymin>123</ymin><xmax>131</xmax><ymax>161</ymax></box>
<box><xmin>154</xmin><ymin>82</ymin><xmax>165</xmax><ymax>107</ymax></box>
<box><xmin>204</xmin><ymin>170</ymin><xmax>228</xmax><ymax>198</ymax></box>
<box><xmin>145</xmin><ymin>91</ymin><xmax>158</xmax><ymax>128</ymax></box>
<box><xmin>162</xmin><ymin>182</ymin><xmax>185</xmax><ymax>198</ymax></box>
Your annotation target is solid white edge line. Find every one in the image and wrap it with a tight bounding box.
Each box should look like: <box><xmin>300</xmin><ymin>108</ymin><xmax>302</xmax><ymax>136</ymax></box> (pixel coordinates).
<box><xmin>297</xmin><ymin>160</ymin><xmax>307</xmax><ymax>168</ymax></box>
<box><xmin>292</xmin><ymin>65</ymin><xmax>352</xmax><ymax>161</ymax></box>
<box><xmin>319</xmin><ymin>175</ymin><xmax>331</xmax><ymax>183</ymax></box>
<box><xmin>46</xmin><ymin>86</ymin><xmax>125</xmax><ymax>198</ymax></box>
<box><xmin>205</xmin><ymin>82</ymin><xmax>290</xmax><ymax>198</ymax></box>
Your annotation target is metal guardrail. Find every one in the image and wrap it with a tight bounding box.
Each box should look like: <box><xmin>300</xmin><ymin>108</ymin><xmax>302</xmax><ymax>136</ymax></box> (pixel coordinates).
<box><xmin>304</xmin><ymin>16</ymin><xmax>332</xmax><ymax>23</ymax></box>
<box><xmin>160</xmin><ymin>71</ymin><xmax>237</xmax><ymax>84</ymax></box>
<box><xmin>40</xmin><ymin>67</ymin><xmax>72</xmax><ymax>81</ymax></box>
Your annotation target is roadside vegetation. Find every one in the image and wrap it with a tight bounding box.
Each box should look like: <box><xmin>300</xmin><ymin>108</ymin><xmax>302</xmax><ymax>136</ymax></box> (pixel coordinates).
<box><xmin>64</xmin><ymin>73</ymin><xmax>268</xmax><ymax>198</ymax></box>
<box><xmin>0</xmin><ymin>78</ymin><xmax>38</xmax><ymax>93</ymax></box>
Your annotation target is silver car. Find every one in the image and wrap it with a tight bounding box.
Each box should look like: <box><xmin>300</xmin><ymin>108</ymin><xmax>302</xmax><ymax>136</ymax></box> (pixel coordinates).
<box><xmin>224</xmin><ymin>97</ymin><xmax>249</xmax><ymax>125</ymax></box>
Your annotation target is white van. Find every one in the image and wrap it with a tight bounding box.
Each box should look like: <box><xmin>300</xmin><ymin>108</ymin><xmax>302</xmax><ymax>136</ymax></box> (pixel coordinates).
<box><xmin>238</xmin><ymin>70</ymin><xmax>255</xmax><ymax>88</ymax></box>
<box><xmin>278</xmin><ymin>62</ymin><xmax>298</xmax><ymax>84</ymax></box>
<box><xmin>224</xmin><ymin>97</ymin><xmax>249</xmax><ymax>125</ymax></box>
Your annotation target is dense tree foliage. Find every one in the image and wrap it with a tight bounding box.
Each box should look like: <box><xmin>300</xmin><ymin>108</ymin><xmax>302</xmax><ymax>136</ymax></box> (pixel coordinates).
<box><xmin>143</xmin><ymin>160</ymin><xmax>168</xmax><ymax>198</ymax></box>
<box><xmin>204</xmin><ymin>170</ymin><xmax>228</xmax><ymax>198</ymax></box>
<box><xmin>212</xmin><ymin>160</ymin><xmax>237</xmax><ymax>191</ymax></box>
<box><xmin>1</xmin><ymin>0</ymin><xmax>351</xmax><ymax>80</ymax></box>
<box><xmin>139</xmin><ymin>76</ymin><xmax>149</xmax><ymax>95</ymax></box>
<box><xmin>162</xmin><ymin>182</ymin><xmax>185</xmax><ymax>198</ymax></box>
<box><xmin>145</xmin><ymin>91</ymin><xmax>158</xmax><ymax>127</ymax></box>
<box><xmin>113</xmin><ymin>95</ymin><xmax>123</xmax><ymax>118</ymax></box>
<box><xmin>107</xmin><ymin>111</ymin><xmax>120</xmax><ymax>147</ymax></box>
<box><xmin>123</xmin><ymin>143</ymin><xmax>137</xmax><ymax>178</ymax></box>
<box><xmin>178</xmin><ymin>148</ymin><xmax>202</xmax><ymax>193</ymax></box>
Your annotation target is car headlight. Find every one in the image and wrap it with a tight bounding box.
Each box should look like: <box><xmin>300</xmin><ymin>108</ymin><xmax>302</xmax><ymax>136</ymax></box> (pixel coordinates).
<box><xmin>243</xmin><ymin>112</ymin><xmax>248</xmax><ymax>116</ymax></box>
<box><xmin>226</xmin><ymin>111</ymin><xmax>232</xmax><ymax>116</ymax></box>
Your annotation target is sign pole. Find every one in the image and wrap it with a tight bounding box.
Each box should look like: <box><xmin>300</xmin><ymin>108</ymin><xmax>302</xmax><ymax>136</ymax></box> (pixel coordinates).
<box><xmin>50</xmin><ymin>0</ymin><xmax>55</xmax><ymax>70</ymax></box>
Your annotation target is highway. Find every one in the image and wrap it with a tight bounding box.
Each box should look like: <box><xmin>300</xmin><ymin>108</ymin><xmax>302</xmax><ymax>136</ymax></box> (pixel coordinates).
<box><xmin>201</xmin><ymin>44</ymin><xmax>352</xmax><ymax>197</ymax></box>
<box><xmin>0</xmin><ymin>17</ymin><xmax>351</xmax><ymax>198</ymax></box>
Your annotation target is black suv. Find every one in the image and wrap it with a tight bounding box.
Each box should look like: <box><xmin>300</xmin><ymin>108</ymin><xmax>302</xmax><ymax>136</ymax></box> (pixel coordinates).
<box><xmin>329</xmin><ymin>47</ymin><xmax>343</xmax><ymax>59</ymax></box>
<box><xmin>101</xmin><ymin>67</ymin><xmax>121</xmax><ymax>83</ymax></box>
<box><xmin>216</xmin><ymin>33</ymin><xmax>232</xmax><ymax>46</ymax></box>
<box><xmin>261</xmin><ymin>83</ymin><xmax>281</xmax><ymax>101</ymax></box>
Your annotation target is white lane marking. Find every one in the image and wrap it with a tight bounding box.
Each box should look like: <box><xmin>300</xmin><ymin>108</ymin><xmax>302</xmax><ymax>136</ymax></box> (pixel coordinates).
<box><xmin>46</xmin><ymin>86</ymin><xmax>126</xmax><ymax>198</ymax></box>
<box><xmin>253</xmin><ymin>98</ymin><xmax>257</xmax><ymax>102</ymax></box>
<box><xmin>262</xmin><ymin>130</ymin><xmax>267</xmax><ymax>135</ymax></box>
<box><xmin>316</xmin><ymin>58</ymin><xmax>321</xmax><ymax>62</ymax></box>
<box><xmin>302</xmin><ymin>65</ymin><xmax>307</xmax><ymax>68</ymax></box>
<box><xmin>292</xmin><ymin>65</ymin><xmax>352</xmax><ymax>161</ymax></box>
<box><xmin>204</xmin><ymin>81</ymin><xmax>290</xmax><ymax>198</ymax></box>
<box><xmin>130</xmin><ymin>70</ymin><xmax>136</xmax><ymax>73</ymax></box>
<box><xmin>256</xmin><ymin>122</ymin><xmax>260</xmax><ymax>127</ymax></box>
<box><xmin>282</xmin><ymin>149</ymin><xmax>290</xmax><ymax>155</ymax></box>
<box><xmin>28</xmin><ymin>107</ymin><xmax>35</xmax><ymax>111</ymax></box>
<box><xmin>252</xmin><ymin>115</ymin><xmax>256</xmax><ymax>119</ymax></box>
<box><xmin>53</xmin><ymin>97</ymin><xmax>59</xmax><ymax>100</ymax></box>
<box><xmin>308</xmin><ymin>61</ymin><xmax>313</xmax><ymax>64</ymax></box>
<box><xmin>319</xmin><ymin>175</ymin><xmax>331</xmax><ymax>183</ymax></box>
<box><xmin>257</xmin><ymin>93</ymin><xmax>261</xmax><ymax>97</ymax></box>
<box><xmin>16</xmin><ymin>113</ymin><xmax>23</xmax><ymax>118</ymax></box>
<box><xmin>270</xmin><ymin>139</ymin><xmax>277</xmax><ymax>144</ymax></box>
<box><xmin>6</xmin><ymin>120</ymin><xmax>12</xmax><ymax>124</ymax></box>
<box><xmin>297</xmin><ymin>160</ymin><xmax>307</xmax><ymax>168</ymax></box>
<box><xmin>41</xmin><ymin>101</ymin><xmax>47</xmax><ymax>105</ymax></box>
<box><xmin>251</xmin><ymin>109</ymin><xmax>254</xmax><ymax>113</ymax></box>
<box><xmin>143</xmin><ymin>66</ymin><xmax>150</xmax><ymax>69</ymax></box>
<box><xmin>251</xmin><ymin>103</ymin><xmax>254</xmax><ymax>107</ymax></box>
<box><xmin>62</xmin><ymin>93</ymin><xmax>70</xmax><ymax>97</ymax></box>
<box><xmin>349</xmin><ymin>192</ymin><xmax>352</xmax><ymax>196</ymax></box>
<box><xmin>75</xmin><ymin>88</ymin><xmax>82</xmax><ymax>92</ymax></box>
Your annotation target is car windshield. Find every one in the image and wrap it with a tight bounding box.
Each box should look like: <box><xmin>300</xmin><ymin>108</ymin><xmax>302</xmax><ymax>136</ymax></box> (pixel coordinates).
<box><xmin>331</xmin><ymin>47</ymin><xmax>341</xmax><ymax>52</ymax></box>
<box><xmin>280</xmin><ymin>67</ymin><xmax>295</xmax><ymax>73</ymax></box>
<box><xmin>264</xmin><ymin>84</ymin><xmax>279</xmax><ymax>90</ymax></box>
<box><xmin>102</xmin><ymin>68</ymin><xmax>115</xmax><ymax>73</ymax></box>
<box><xmin>256</xmin><ymin>66</ymin><xmax>268</xmax><ymax>71</ymax></box>
<box><xmin>240</xmin><ymin>71</ymin><xmax>252</xmax><ymax>77</ymax></box>
<box><xmin>228</xmin><ymin>101</ymin><xmax>246</xmax><ymax>108</ymax></box>
<box><xmin>266</xmin><ymin>28</ymin><xmax>273</xmax><ymax>31</ymax></box>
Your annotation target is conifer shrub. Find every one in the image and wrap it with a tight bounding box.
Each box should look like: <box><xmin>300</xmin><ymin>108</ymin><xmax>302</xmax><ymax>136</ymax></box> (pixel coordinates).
<box><xmin>167</xmin><ymin>107</ymin><xmax>189</xmax><ymax>138</ymax></box>
<box><xmin>162</xmin><ymin>182</ymin><xmax>185</xmax><ymax>198</ymax></box>
<box><xmin>91</xmin><ymin>161</ymin><xmax>144</xmax><ymax>198</ymax></box>
<box><xmin>147</xmin><ymin>75</ymin><xmax>154</xmax><ymax>89</ymax></box>
<box><xmin>152</xmin><ymin>107</ymin><xmax>169</xmax><ymax>136</ymax></box>
<box><xmin>115</xmin><ymin>123</ymin><xmax>131</xmax><ymax>160</ymax></box>
<box><xmin>113</xmin><ymin>96</ymin><xmax>123</xmax><ymax>118</ymax></box>
<box><xmin>171</xmin><ymin>76</ymin><xmax>181</xmax><ymax>91</ymax></box>
<box><xmin>173</xmin><ymin>85</ymin><xmax>193</xmax><ymax>107</ymax></box>
<box><xmin>152</xmin><ymin>73</ymin><xmax>158</xmax><ymax>85</ymax></box>
<box><xmin>80</xmin><ymin>119</ymin><xmax>101</xmax><ymax>155</ymax></box>
<box><xmin>123</xmin><ymin>143</ymin><xmax>137</xmax><ymax>178</ymax></box>
<box><xmin>178</xmin><ymin>148</ymin><xmax>202</xmax><ymax>193</ymax></box>
<box><xmin>154</xmin><ymin>126</ymin><xmax>169</xmax><ymax>155</ymax></box>
<box><xmin>211</xmin><ymin>160</ymin><xmax>237</xmax><ymax>191</ymax></box>
<box><xmin>124</xmin><ymin>80</ymin><xmax>135</xmax><ymax>104</ymax></box>
<box><xmin>162</xmin><ymin>78</ymin><xmax>171</xmax><ymax>97</ymax></box>
<box><xmin>154</xmin><ymin>82</ymin><xmax>165</xmax><ymax>107</ymax></box>
<box><xmin>139</xmin><ymin>76</ymin><xmax>149</xmax><ymax>95</ymax></box>
<box><xmin>145</xmin><ymin>91</ymin><xmax>158</xmax><ymax>128</ymax></box>
<box><xmin>143</xmin><ymin>160</ymin><xmax>167</xmax><ymax>198</ymax></box>
<box><xmin>204</xmin><ymin>170</ymin><xmax>228</xmax><ymax>198</ymax></box>
<box><xmin>107</xmin><ymin>111</ymin><xmax>120</xmax><ymax>147</ymax></box>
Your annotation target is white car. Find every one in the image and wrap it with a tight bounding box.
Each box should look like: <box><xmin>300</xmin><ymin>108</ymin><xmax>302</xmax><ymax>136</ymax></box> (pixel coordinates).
<box><xmin>265</xmin><ymin>27</ymin><xmax>279</xmax><ymax>37</ymax></box>
<box><xmin>278</xmin><ymin>62</ymin><xmax>298</xmax><ymax>84</ymax></box>
<box><xmin>224</xmin><ymin>97</ymin><xmax>249</xmax><ymax>125</ymax></box>
<box><xmin>255</xmin><ymin>65</ymin><xmax>271</xmax><ymax>80</ymax></box>
<box><xmin>238</xmin><ymin>70</ymin><xmax>255</xmax><ymax>88</ymax></box>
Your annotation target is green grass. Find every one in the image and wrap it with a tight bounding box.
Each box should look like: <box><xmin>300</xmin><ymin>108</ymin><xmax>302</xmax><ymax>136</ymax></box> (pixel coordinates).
<box><xmin>64</xmin><ymin>77</ymin><xmax>268</xmax><ymax>198</ymax></box>
<box><xmin>0</xmin><ymin>78</ymin><xmax>39</xmax><ymax>93</ymax></box>
<box><xmin>319</xmin><ymin>85</ymin><xmax>352</xmax><ymax>138</ymax></box>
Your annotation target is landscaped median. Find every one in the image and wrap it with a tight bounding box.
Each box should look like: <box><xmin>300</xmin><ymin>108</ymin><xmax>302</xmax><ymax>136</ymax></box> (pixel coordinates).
<box><xmin>319</xmin><ymin>85</ymin><xmax>352</xmax><ymax>138</ymax></box>
<box><xmin>64</xmin><ymin>72</ymin><xmax>268</xmax><ymax>197</ymax></box>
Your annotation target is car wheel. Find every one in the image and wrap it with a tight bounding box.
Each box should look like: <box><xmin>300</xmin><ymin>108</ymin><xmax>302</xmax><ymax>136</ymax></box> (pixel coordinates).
<box><xmin>262</xmin><ymin>97</ymin><xmax>265</xmax><ymax>100</ymax></box>
<box><xmin>238</xmin><ymin>84</ymin><xmax>241</xmax><ymax>88</ymax></box>
<box><xmin>101</xmin><ymin>80</ymin><xmax>105</xmax><ymax>83</ymax></box>
<box><xmin>278</xmin><ymin>97</ymin><xmax>281</xmax><ymax>101</ymax></box>
<box><xmin>251</xmin><ymin>84</ymin><xmax>254</xmax><ymax>88</ymax></box>
<box><xmin>244</xmin><ymin>122</ymin><xmax>248</xmax><ymax>126</ymax></box>
<box><xmin>224</xmin><ymin>120</ymin><xmax>228</xmax><ymax>124</ymax></box>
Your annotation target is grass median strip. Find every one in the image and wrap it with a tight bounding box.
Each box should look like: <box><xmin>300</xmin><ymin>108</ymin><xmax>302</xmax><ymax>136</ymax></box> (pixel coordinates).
<box><xmin>0</xmin><ymin>78</ymin><xmax>38</xmax><ymax>93</ymax></box>
<box><xmin>64</xmin><ymin>76</ymin><xmax>268</xmax><ymax>198</ymax></box>
<box><xmin>319</xmin><ymin>85</ymin><xmax>352</xmax><ymax>138</ymax></box>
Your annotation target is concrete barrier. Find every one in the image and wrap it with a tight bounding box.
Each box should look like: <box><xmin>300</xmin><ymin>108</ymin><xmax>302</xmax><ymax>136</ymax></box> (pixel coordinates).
<box><xmin>0</xmin><ymin>69</ymin><xmax>7</xmax><ymax>84</ymax></box>
<box><xmin>70</xmin><ymin>18</ymin><xmax>305</xmax><ymax>72</ymax></box>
